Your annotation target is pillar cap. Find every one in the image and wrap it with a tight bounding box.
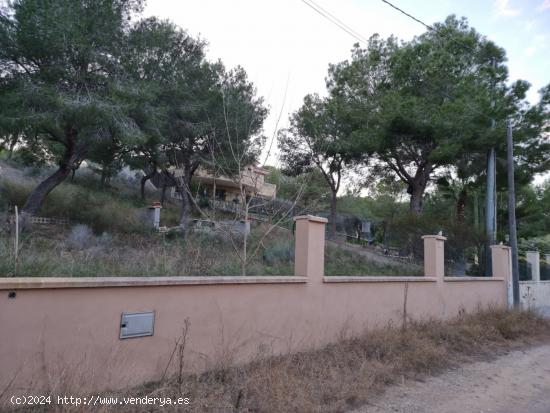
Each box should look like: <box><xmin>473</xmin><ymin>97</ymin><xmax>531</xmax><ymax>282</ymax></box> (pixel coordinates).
<box><xmin>421</xmin><ymin>234</ymin><xmax>447</xmax><ymax>241</ymax></box>
<box><xmin>293</xmin><ymin>215</ymin><xmax>328</xmax><ymax>224</ymax></box>
<box><xmin>490</xmin><ymin>244</ymin><xmax>511</xmax><ymax>251</ymax></box>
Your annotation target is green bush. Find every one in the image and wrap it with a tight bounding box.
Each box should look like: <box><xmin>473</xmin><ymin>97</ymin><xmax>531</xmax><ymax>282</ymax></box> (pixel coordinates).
<box><xmin>518</xmin><ymin>235</ymin><xmax>550</xmax><ymax>255</ymax></box>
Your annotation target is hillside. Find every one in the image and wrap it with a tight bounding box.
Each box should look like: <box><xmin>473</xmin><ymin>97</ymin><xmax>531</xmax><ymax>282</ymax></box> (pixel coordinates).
<box><xmin>0</xmin><ymin>160</ymin><xmax>420</xmax><ymax>277</ymax></box>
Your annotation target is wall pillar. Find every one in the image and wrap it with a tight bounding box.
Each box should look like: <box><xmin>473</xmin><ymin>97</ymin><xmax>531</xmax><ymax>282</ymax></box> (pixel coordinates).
<box><xmin>491</xmin><ymin>244</ymin><xmax>513</xmax><ymax>308</ymax></box>
<box><xmin>491</xmin><ymin>244</ymin><xmax>512</xmax><ymax>279</ymax></box>
<box><xmin>422</xmin><ymin>235</ymin><xmax>446</xmax><ymax>279</ymax></box>
<box><xmin>526</xmin><ymin>251</ymin><xmax>540</xmax><ymax>282</ymax></box>
<box><xmin>294</xmin><ymin>215</ymin><xmax>328</xmax><ymax>279</ymax></box>
<box><xmin>146</xmin><ymin>202</ymin><xmax>162</xmax><ymax>229</ymax></box>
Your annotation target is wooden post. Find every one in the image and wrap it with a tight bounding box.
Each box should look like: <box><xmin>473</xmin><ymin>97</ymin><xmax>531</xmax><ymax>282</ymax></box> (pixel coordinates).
<box><xmin>14</xmin><ymin>206</ymin><xmax>19</xmax><ymax>276</ymax></box>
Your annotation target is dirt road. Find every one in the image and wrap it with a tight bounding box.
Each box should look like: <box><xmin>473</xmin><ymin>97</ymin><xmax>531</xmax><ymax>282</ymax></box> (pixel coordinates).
<box><xmin>352</xmin><ymin>344</ymin><xmax>550</xmax><ymax>413</ymax></box>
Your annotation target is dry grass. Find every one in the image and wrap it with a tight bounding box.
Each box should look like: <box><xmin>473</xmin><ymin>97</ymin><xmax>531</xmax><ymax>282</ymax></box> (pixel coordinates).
<box><xmin>0</xmin><ymin>231</ymin><xmax>238</xmax><ymax>277</ymax></box>
<box><xmin>1</xmin><ymin>169</ymin><xmax>416</xmax><ymax>277</ymax></box>
<box><xmin>0</xmin><ymin>222</ymin><xmax>411</xmax><ymax>277</ymax></box>
<box><xmin>12</xmin><ymin>308</ymin><xmax>550</xmax><ymax>413</ymax></box>
<box><xmin>172</xmin><ymin>308</ymin><xmax>550</xmax><ymax>413</ymax></box>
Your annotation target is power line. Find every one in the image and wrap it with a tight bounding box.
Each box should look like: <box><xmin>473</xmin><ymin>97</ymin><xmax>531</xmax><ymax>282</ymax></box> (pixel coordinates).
<box><xmin>300</xmin><ymin>0</ymin><xmax>369</xmax><ymax>45</ymax></box>
<box><xmin>380</xmin><ymin>0</ymin><xmax>481</xmax><ymax>56</ymax></box>
<box><xmin>303</xmin><ymin>0</ymin><xmax>499</xmax><ymax>127</ymax></box>
<box><xmin>305</xmin><ymin>0</ymin><xmax>370</xmax><ymax>43</ymax></box>
<box><xmin>380</xmin><ymin>0</ymin><xmax>498</xmax><ymax>125</ymax></box>
<box><xmin>380</xmin><ymin>0</ymin><xmax>432</xmax><ymax>30</ymax></box>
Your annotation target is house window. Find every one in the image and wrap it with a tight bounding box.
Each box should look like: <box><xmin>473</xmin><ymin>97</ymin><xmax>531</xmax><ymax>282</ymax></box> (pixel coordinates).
<box><xmin>215</xmin><ymin>189</ymin><xmax>226</xmax><ymax>201</ymax></box>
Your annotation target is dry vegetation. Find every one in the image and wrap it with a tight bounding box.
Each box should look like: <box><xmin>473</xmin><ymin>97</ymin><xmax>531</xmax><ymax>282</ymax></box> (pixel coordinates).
<box><xmin>0</xmin><ymin>169</ymin><xmax>414</xmax><ymax>277</ymax></box>
<box><xmin>8</xmin><ymin>308</ymin><xmax>550</xmax><ymax>413</ymax></box>
<box><xmin>0</xmin><ymin>226</ymin><xmax>410</xmax><ymax>277</ymax></box>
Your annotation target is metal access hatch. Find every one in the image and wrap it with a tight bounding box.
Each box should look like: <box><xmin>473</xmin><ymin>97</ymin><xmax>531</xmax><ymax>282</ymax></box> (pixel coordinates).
<box><xmin>119</xmin><ymin>311</ymin><xmax>155</xmax><ymax>339</ymax></box>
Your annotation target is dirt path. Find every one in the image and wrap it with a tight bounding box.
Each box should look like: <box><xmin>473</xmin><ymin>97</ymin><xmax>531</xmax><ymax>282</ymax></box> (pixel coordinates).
<box><xmin>352</xmin><ymin>344</ymin><xmax>550</xmax><ymax>413</ymax></box>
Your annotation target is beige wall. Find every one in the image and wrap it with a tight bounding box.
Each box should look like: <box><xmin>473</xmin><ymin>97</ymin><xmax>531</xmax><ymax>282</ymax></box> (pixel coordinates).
<box><xmin>520</xmin><ymin>281</ymin><xmax>550</xmax><ymax>315</ymax></box>
<box><xmin>0</xmin><ymin>216</ymin><xmax>510</xmax><ymax>397</ymax></box>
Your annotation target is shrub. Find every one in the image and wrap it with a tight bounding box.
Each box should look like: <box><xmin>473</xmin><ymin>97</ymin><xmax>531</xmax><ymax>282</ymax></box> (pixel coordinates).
<box><xmin>66</xmin><ymin>225</ymin><xmax>113</xmax><ymax>251</ymax></box>
<box><xmin>262</xmin><ymin>242</ymin><xmax>294</xmax><ymax>265</ymax></box>
<box><xmin>66</xmin><ymin>224</ymin><xmax>95</xmax><ymax>250</ymax></box>
<box><xmin>0</xmin><ymin>178</ymin><xmax>30</xmax><ymax>210</ymax></box>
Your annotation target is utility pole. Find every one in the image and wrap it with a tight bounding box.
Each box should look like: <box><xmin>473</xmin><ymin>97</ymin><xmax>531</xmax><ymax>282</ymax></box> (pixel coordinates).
<box><xmin>506</xmin><ymin>120</ymin><xmax>520</xmax><ymax>307</ymax></box>
<box><xmin>485</xmin><ymin>57</ymin><xmax>497</xmax><ymax>276</ymax></box>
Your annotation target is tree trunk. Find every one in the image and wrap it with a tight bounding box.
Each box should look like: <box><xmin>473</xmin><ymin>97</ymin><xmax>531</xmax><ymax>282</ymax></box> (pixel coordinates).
<box><xmin>473</xmin><ymin>192</ymin><xmax>480</xmax><ymax>229</ymax></box>
<box><xmin>329</xmin><ymin>190</ymin><xmax>337</xmax><ymax>238</ymax></box>
<box><xmin>70</xmin><ymin>160</ymin><xmax>82</xmax><ymax>182</ymax></box>
<box><xmin>22</xmin><ymin>141</ymin><xmax>78</xmax><ymax>216</ymax></box>
<box><xmin>408</xmin><ymin>165</ymin><xmax>431</xmax><ymax>214</ymax></box>
<box><xmin>160</xmin><ymin>184</ymin><xmax>167</xmax><ymax>205</ymax></box>
<box><xmin>456</xmin><ymin>189</ymin><xmax>467</xmax><ymax>223</ymax></box>
<box><xmin>140</xmin><ymin>171</ymin><xmax>155</xmax><ymax>200</ymax></box>
<box><xmin>179</xmin><ymin>165</ymin><xmax>192</xmax><ymax>229</ymax></box>
<box><xmin>100</xmin><ymin>167</ymin><xmax>107</xmax><ymax>189</ymax></box>
<box><xmin>406</xmin><ymin>162</ymin><xmax>434</xmax><ymax>214</ymax></box>
<box><xmin>179</xmin><ymin>190</ymin><xmax>191</xmax><ymax>229</ymax></box>
<box><xmin>409</xmin><ymin>184</ymin><xmax>424</xmax><ymax>214</ymax></box>
<box><xmin>7</xmin><ymin>136</ymin><xmax>17</xmax><ymax>160</ymax></box>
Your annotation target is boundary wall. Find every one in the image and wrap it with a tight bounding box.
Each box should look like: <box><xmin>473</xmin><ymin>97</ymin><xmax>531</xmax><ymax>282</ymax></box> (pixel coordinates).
<box><xmin>0</xmin><ymin>215</ymin><xmax>510</xmax><ymax>395</ymax></box>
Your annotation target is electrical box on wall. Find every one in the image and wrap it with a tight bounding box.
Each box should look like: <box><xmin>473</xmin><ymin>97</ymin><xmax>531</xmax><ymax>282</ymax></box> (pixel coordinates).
<box><xmin>120</xmin><ymin>311</ymin><xmax>155</xmax><ymax>339</ymax></box>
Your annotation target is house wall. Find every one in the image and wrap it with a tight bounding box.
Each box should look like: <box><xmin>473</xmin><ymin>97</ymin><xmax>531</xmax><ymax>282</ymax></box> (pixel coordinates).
<box><xmin>0</xmin><ymin>216</ymin><xmax>509</xmax><ymax>398</ymax></box>
<box><xmin>193</xmin><ymin>166</ymin><xmax>276</xmax><ymax>199</ymax></box>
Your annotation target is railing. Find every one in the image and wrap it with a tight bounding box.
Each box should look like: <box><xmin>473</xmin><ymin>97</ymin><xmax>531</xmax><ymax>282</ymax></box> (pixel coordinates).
<box><xmin>208</xmin><ymin>199</ymin><xmax>270</xmax><ymax>222</ymax></box>
<box><xmin>7</xmin><ymin>215</ymin><xmax>70</xmax><ymax>226</ymax></box>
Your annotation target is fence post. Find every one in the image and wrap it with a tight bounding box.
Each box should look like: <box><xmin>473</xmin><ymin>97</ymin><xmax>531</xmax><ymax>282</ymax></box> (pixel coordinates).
<box><xmin>526</xmin><ymin>251</ymin><xmax>540</xmax><ymax>282</ymax></box>
<box><xmin>421</xmin><ymin>235</ymin><xmax>446</xmax><ymax>279</ymax></box>
<box><xmin>491</xmin><ymin>244</ymin><xmax>513</xmax><ymax>308</ymax></box>
<box><xmin>294</xmin><ymin>215</ymin><xmax>327</xmax><ymax>279</ymax></box>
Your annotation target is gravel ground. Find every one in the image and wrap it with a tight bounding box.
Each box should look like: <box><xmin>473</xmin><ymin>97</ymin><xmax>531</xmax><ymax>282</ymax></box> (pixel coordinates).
<box><xmin>352</xmin><ymin>343</ymin><xmax>550</xmax><ymax>413</ymax></box>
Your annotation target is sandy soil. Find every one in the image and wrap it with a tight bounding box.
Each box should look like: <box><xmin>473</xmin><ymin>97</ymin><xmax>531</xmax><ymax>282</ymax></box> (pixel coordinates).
<box><xmin>352</xmin><ymin>343</ymin><xmax>550</xmax><ymax>413</ymax></box>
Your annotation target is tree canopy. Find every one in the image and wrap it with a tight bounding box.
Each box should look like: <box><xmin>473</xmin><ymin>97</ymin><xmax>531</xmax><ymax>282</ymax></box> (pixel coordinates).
<box><xmin>325</xmin><ymin>16</ymin><xmax>549</xmax><ymax>213</ymax></box>
<box><xmin>0</xmin><ymin>0</ymin><xmax>267</xmax><ymax>228</ymax></box>
<box><xmin>0</xmin><ymin>0</ymin><xmax>146</xmax><ymax>215</ymax></box>
<box><xmin>279</xmin><ymin>93</ymin><xmax>357</xmax><ymax>235</ymax></box>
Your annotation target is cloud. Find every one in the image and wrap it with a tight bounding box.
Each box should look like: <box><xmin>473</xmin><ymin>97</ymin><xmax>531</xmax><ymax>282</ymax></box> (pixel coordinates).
<box><xmin>524</xmin><ymin>46</ymin><xmax>536</xmax><ymax>57</ymax></box>
<box><xmin>538</xmin><ymin>0</ymin><xmax>550</xmax><ymax>11</ymax></box>
<box><xmin>493</xmin><ymin>0</ymin><xmax>521</xmax><ymax>17</ymax></box>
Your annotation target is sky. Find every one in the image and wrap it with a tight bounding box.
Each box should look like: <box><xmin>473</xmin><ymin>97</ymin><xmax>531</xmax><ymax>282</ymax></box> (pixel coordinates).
<box><xmin>144</xmin><ymin>0</ymin><xmax>550</xmax><ymax>169</ymax></box>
